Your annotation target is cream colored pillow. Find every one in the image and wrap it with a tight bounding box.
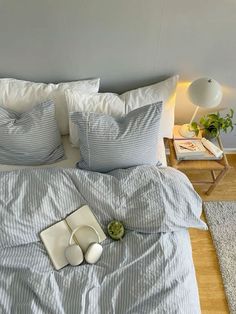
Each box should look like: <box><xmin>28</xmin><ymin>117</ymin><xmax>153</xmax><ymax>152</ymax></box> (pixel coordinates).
<box><xmin>66</xmin><ymin>91</ymin><xmax>125</xmax><ymax>146</ymax></box>
<box><xmin>0</xmin><ymin>78</ymin><xmax>100</xmax><ymax>135</ymax></box>
<box><xmin>120</xmin><ymin>75</ymin><xmax>179</xmax><ymax>138</ymax></box>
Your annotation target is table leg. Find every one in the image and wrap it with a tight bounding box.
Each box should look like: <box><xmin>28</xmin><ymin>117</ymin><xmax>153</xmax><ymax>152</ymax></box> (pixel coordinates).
<box><xmin>211</xmin><ymin>170</ymin><xmax>216</xmax><ymax>181</ymax></box>
<box><xmin>206</xmin><ymin>168</ymin><xmax>229</xmax><ymax>195</ymax></box>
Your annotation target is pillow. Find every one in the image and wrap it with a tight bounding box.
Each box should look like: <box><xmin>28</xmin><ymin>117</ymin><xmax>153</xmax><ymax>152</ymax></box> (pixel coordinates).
<box><xmin>0</xmin><ymin>101</ymin><xmax>64</xmax><ymax>165</ymax></box>
<box><xmin>0</xmin><ymin>78</ymin><xmax>100</xmax><ymax>135</ymax></box>
<box><xmin>65</xmin><ymin>91</ymin><xmax>126</xmax><ymax>146</ymax></box>
<box><xmin>66</xmin><ymin>75</ymin><xmax>178</xmax><ymax>146</ymax></box>
<box><xmin>70</xmin><ymin>102</ymin><xmax>163</xmax><ymax>172</ymax></box>
<box><xmin>120</xmin><ymin>75</ymin><xmax>179</xmax><ymax>138</ymax></box>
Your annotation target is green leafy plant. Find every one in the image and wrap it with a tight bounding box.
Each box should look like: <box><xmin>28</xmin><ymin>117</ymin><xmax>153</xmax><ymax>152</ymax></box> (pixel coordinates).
<box><xmin>190</xmin><ymin>109</ymin><xmax>235</xmax><ymax>138</ymax></box>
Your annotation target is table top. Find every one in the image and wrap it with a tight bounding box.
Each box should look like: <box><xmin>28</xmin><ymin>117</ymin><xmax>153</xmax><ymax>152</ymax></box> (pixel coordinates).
<box><xmin>168</xmin><ymin>137</ymin><xmax>230</xmax><ymax>171</ymax></box>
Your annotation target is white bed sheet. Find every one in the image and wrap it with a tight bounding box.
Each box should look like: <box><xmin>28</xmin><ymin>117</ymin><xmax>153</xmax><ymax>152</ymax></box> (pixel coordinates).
<box><xmin>0</xmin><ymin>136</ymin><xmax>167</xmax><ymax>171</ymax></box>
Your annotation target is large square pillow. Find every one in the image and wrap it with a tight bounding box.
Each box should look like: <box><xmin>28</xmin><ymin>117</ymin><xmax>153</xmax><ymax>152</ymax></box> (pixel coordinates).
<box><xmin>0</xmin><ymin>78</ymin><xmax>100</xmax><ymax>135</ymax></box>
<box><xmin>66</xmin><ymin>75</ymin><xmax>178</xmax><ymax>146</ymax></box>
<box><xmin>0</xmin><ymin>101</ymin><xmax>64</xmax><ymax>165</ymax></box>
<box><xmin>70</xmin><ymin>102</ymin><xmax>163</xmax><ymax>172</ymax></box>
<box><xmin>121</xmin><ymin>75</ymin><xmax>179</xmax><ymax>138</ymax></box>
<box><xmin>65</xmin><ymin>91</ymin><xmax>126</xmax><ymax>146</ymax></box>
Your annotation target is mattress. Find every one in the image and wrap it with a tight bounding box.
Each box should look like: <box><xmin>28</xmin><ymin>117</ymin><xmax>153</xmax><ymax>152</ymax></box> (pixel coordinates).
<box><xmin>0</xmin><ymin>136</ymin><xmax>167</xmax><ymax>171</ymax></box>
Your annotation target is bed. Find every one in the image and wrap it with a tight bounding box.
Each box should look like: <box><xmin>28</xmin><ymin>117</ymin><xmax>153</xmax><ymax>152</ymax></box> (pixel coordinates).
<box><xmin>0</xmin><ymin>135</ymin><xmax>168</xmax><ymax>171</ymax></box>
<box><xmin>0</xmin><ymin>165</ymin><xmax>206</xmax><ymax>314</ymax></box>
<box><xmin>0</xmin><ymin>75</ymin><xmax>206</xmax><ymax>314</ymax></box>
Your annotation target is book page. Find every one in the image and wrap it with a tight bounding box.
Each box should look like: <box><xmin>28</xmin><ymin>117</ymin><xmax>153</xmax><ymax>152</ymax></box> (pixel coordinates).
<box><xmin>40</xmin><ymin>220</ymin><xmax>74</xmax><ymax>270</ymax></box>
<box><xmin>174</xmin><ymin>140</ymin><xmax>206</xmax><ymax>157</ymax></box>
<box><xmin>65</xmin><ymin>205</ymin><xmax>106</xmax><ymax>252</ymax></box>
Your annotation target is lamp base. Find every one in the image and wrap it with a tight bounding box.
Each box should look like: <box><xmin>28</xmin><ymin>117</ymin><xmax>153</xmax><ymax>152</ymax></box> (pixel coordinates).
<box><xmin>179</xmin><ymin>124</ymin><xmax>196</xmax><ymax>138</ymax></box>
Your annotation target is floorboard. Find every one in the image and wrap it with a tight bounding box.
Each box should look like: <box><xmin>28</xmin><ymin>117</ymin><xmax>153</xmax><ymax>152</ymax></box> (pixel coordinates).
<box><xmin>186</xmin><ymin>155</ymin><xmax>236</xmax><ymax>313</ymax></box>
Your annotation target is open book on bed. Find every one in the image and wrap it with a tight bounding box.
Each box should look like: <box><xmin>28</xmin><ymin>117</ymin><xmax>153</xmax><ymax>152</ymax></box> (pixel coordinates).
<box><xmin>40</xmin><ymin>205</ymin><xmax>106</xmax><ymax>270</ymax></box>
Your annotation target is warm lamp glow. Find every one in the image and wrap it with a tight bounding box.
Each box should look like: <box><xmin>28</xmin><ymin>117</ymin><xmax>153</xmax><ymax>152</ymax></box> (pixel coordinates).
<box><xmin>177</xmin><ymin>81</ymin><xmax>191</xmax><ymax>88</ymax></box>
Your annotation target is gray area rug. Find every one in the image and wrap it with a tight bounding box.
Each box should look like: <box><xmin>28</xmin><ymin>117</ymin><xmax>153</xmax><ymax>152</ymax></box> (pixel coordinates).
<box><xmin>204</xmin><ymin>201</ymin><xmax>236</xmax><ymax>314</ymax></box>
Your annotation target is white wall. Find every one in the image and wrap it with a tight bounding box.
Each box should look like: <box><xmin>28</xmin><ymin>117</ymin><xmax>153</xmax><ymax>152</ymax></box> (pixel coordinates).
<box><xmin>0</xmin><ymin>0</ymin><xmax>235</xmax><ymax>148</ymax></box>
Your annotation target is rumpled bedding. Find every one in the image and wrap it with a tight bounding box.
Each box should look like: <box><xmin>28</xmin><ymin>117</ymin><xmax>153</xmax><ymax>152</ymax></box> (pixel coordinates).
<box><xmin>0</xmin><ymin>165</ymin><xmax>206</xmax><ymax>314</ymax></box>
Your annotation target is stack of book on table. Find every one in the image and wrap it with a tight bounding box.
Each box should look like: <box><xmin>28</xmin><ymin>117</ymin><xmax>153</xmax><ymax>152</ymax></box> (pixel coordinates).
<box><xmin>173</xmin><ymin>125</ymin><xmax>224</xmax><ymax>161</ymax></box>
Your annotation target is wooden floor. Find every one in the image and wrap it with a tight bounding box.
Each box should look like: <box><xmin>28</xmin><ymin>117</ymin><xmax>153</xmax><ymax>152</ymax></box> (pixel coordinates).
<box><xmin>184</xmin><ymin>155</ymin><xmax>236</xmax><ymax>314</ymax></box>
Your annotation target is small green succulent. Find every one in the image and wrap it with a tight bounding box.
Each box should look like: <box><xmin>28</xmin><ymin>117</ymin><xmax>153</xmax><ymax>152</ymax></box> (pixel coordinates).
<box><xmin>107</xmin><ymin>220</ymin><xmax>125</xmax><ymax>240</ymax></box>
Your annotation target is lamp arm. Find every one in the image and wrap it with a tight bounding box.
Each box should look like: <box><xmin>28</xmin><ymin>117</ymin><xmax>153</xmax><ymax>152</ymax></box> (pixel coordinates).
<box><xmin>189</xmin><ymin>106</ymin><xmax>199</xmax><ymax>125</ymax></box>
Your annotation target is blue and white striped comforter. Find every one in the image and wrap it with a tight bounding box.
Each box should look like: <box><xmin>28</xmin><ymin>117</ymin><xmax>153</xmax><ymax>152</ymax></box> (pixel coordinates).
<box><xmin>0</xmin><ymin>166</ymin><xmax>207</xmax><ymax>314</ymax></box>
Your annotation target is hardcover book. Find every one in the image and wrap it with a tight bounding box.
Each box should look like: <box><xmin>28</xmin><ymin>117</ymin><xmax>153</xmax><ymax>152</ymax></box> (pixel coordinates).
<box><xmin>174</xmin><ymin>138</ymin><xmax>223</xmax><ymax>161</ymax></box>
<box><xmin>174</xmin><ymin>140</ymin><xmax>206</xmax><ymax>158</ymax></box>
<box><xmin>40</xmin><ymin>205</ymin><xmax>106</xmax><ymax>270</ymax></box>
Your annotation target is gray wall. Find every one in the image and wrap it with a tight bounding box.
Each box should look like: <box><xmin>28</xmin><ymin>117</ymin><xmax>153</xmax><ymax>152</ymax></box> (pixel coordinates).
<box><xmin>0</xmin><ymin>0</ymin><xmax>236</xmax><ymax>149</ymax></box>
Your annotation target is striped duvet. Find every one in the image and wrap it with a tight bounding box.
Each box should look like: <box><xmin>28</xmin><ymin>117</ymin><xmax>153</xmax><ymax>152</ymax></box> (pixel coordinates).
<box><xmin>0</xmin><ymin>166</ymin><xmax>206</xmax><ymax>314</ymax></box>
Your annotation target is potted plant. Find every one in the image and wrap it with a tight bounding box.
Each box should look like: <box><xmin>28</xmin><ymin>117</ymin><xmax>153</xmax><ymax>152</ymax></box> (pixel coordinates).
<box><xmin>190</xmin><ymin>109</ymin><xmax>235</xmax><ymax>138</ymax></box>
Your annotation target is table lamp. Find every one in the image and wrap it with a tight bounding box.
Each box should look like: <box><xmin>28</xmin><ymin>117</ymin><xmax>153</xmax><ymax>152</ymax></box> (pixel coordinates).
<box><xmin>179</xmin><ymin>77</ymin><xmax>223</xmax><ymax>137</ymax></box>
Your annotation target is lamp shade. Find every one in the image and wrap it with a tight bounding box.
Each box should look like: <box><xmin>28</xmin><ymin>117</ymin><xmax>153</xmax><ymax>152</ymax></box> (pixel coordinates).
<box><xmin>188</xmin><ymin>77</ymin><xmax>222</xmax><ymax>108</ymax></box>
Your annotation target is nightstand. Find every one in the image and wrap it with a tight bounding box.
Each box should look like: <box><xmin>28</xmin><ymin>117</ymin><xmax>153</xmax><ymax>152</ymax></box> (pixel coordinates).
<box><xmin>167</xmin><ymin>136</ymin><xmax>231</xmax><ymax>195</ymax></box>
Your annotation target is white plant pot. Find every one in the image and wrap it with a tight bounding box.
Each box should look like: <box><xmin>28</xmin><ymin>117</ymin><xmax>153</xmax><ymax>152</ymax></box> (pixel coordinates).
<box><xmin>179</xmin><ymin>124</ymin><xmax>196</xmax><ymax>138</ymax></box>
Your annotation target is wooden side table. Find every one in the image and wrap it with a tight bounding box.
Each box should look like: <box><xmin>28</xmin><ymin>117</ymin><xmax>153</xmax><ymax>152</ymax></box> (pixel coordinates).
<box><xmin>167</xmin><ymin>137</ymin><xmax>231</xmax><ymax>195</ymax></box>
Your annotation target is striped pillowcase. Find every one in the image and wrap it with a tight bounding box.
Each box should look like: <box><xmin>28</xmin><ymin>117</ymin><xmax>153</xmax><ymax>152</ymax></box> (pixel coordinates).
<box><xmin>0</xmin><ymin>101</ymin><xmax>64</xmax><ymax>165</ymax></box>
<box><xmin>70</xmin><ymin>102</ymin><xmax>163</xmax><ymax>172</ymax></box>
